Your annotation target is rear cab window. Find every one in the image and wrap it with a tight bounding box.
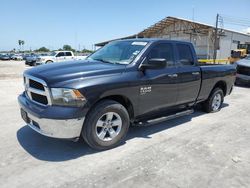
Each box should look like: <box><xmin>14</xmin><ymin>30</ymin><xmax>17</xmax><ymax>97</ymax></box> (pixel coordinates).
<box><xmin>65</xmin><ymin>52</ymin><xmax>73</xmax><ymax>56</ymax></box>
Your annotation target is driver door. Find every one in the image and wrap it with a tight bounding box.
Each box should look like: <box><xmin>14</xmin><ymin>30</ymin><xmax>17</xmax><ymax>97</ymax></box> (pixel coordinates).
<box><xmin>56</xmin><ymin>52</ymin><xmax>66</xmax><ymax>62</ymax></box>
<box><xmin>138</xmin><ymin>42</ymin><xmax>179</xmax><ymax>116</ymax></box>
<box><xmin>65</xmin><ymin>51</ymin><xmax>74</xmax><ymax>61</ymax></box>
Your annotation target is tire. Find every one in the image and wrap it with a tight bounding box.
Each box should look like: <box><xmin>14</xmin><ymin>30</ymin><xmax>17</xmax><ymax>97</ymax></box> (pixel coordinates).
<box><xmin>202</xmin><ymin>88</ymin><xmax>224</xmax><ymax>113</ymax></box>
<box><xmin>82</xmin><ymin>100</ymin><xmax>130</xmax><ymax>150</ymax></box>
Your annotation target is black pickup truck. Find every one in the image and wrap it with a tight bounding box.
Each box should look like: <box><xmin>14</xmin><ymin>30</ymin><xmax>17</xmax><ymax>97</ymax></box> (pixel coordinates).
<box><xmin>18</xmin><ymin>39</ymin><xmax>236</xmax><ymax>150</ymax></box>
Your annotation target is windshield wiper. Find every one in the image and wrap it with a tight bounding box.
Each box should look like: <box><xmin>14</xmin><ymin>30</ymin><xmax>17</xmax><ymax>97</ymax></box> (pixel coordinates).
<box><xmin>93</xmin><ymin>58</ymin><xmax>114</xmax><ymax>64</ymax></box>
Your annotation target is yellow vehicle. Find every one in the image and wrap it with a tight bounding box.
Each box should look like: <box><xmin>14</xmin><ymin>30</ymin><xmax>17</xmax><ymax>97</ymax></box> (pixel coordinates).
<box><xmin>238</xmin><ymin>43</ymin><xmax>250</xmax><ymax>54</ymax></box>
<box><xmin>229</xmin><ymin>49</ymin><xmax>247</xmax><ymax>64</ymax></box>
<box><xmin>229</xmin><ymin>43</ymin><xmax>250</xmax><ymax>64</ymax></box>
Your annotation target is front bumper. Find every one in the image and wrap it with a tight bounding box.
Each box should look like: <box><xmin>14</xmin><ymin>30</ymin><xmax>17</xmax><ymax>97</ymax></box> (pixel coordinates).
<box><xmin>18</xmin><ymin>93</ymin><xmax>85</xmax><ymax>139</ymax></box>
<box><xmin>35</xmin><ymin>61</ymin><xmax>45</xmax><ymax>66</ymax></box>
<box><xmin>236</xmin><ymin>74</ymin><xmax>250</xmax><ymax>83</ymax></box>
<box><xmin>25</xmin><ymin>61</ymin><xmax>35</xmax><ymax>66</ymax></box>
<box><xmin>25</xmin><ymin>111</ymin><xmax>84</xmax><ymax>139</ymax></box>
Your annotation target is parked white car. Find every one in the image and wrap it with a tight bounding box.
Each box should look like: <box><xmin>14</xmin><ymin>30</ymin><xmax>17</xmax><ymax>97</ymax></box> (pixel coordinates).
<box><xmin>12</xmin><ymin>54</ymin><xmax>23</xmax><ymax>60</ymax></box>
<box><xmin>35</xmin><ymin>51</ymin><xmax>87</xmax><ymax>65</ymax></box>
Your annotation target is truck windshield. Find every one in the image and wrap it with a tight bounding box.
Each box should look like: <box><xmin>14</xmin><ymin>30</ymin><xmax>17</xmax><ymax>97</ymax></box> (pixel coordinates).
<box><xmin>88</xmin><ymin>41</ymin><xmax>148</xmax><ymax>64</ymax></box>
<box><xmin>49</xmin><ymin>52</ymin><xmax>57</xmax><ymax>56</ymax></box>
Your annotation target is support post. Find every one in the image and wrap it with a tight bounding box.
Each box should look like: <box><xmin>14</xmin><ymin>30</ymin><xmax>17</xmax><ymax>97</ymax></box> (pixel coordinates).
<box><xmin>213</xmin><ymin>14</ymin><xmax>219</xmax><ymax>63</ymax></box>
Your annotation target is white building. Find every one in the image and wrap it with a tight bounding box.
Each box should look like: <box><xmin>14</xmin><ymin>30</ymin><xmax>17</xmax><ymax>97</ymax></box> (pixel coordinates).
<box><xmin>95</xmin><ymin>16</ymin><xmax>250</xmax><ymax>59</ymax></box>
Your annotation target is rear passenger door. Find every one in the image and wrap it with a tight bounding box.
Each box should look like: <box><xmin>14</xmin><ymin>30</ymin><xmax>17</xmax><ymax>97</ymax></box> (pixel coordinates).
<box><xmin>175</xmin><ymin>43</ymin><xmax>201</xmax><ymax>105</ymax></box>
<box><xmin>65</xmin><ymin>51</ymin><xmax>74</xmax><ymax>61</ymax></box>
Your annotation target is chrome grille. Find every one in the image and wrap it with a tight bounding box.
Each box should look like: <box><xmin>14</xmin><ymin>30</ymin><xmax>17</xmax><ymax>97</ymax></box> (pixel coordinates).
<box><xmin>24</xmin><ymin>74</ymin><xmax>51</xmax><ymax>106</ymax></box>
<box><xmin>29</xmin><ymin>79</ymin><xmax>45</xmax><ymax>91</ymax></box>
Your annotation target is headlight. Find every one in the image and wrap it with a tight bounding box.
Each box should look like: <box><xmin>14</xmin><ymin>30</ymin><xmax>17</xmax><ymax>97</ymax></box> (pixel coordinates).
<box><xmin>51</xmin><ymin>88</ymin><xmax>86</xmax><ymax>107</ymax></box>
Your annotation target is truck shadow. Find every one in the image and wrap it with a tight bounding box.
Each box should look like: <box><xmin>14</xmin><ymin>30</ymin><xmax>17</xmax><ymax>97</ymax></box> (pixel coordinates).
<box><xmin>127</xmin><ymin>103</ymin><xmax>229</xmax><ymax>140</ymax></box>
<box><xmin>235</xmin><ymin>84</ymin><xmax>250</xmax><ymax>88</ymax></box>
<box><xmin>16</xmin><ymin>103</ymin><xmax>229</xmax><ymax>162</ymax></box>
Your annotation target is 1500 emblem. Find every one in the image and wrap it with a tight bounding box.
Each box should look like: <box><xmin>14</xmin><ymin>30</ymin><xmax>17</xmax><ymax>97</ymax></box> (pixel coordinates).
<box><xmin>140</xmin><ymin>86</ymin><xmax>152</xmax><ymax>95</ymax></box>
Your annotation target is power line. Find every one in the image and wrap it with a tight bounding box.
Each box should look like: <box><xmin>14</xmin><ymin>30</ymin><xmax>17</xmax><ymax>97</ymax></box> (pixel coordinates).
<box><xmin>223</xmin><ymin>21</ymin><xmax>250</xmax><ymax>27</ymax></box>
<box><xmin>223</xmin><ymin>18</ymin><xmax>250</xmax><ymax>25</ymax></box>
<box><xmin>219</xmin><ymin>14</ymin><xmax>250</xmax><ymax>27</ymax></box>
<box><xmin>220</xmin><ymin>14</ymin><xmax>250</xmax><ymax>22</ymax></box>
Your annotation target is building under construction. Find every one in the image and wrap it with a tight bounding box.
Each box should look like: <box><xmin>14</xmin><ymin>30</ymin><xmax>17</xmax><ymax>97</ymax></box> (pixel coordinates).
<box><xmin>95</xmin><ymin>16</ymin><xmax>250</xmax><ymax>59</ymax></box>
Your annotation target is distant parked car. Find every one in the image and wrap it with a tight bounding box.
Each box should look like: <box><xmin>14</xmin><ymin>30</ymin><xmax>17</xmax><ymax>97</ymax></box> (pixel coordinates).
<box><xmin>25</xmin><ymin>54</ymin><xmax>40</xmax><ymax>66</ymax></box>
<box><xmin>0</xmin><ymin>54</ymin><xmax>11</xmax><ymax>60</ymax></box>
<box><xmin>235</xmin><ymin>55</ymin><xmax>250</xmax><ymax>84</ymax></box>
<box><xmin>9</xmin><ymin>54</ymin><xmax>15</xmax><ymax>59</ymax></box>
<box><xmin>22</xmin><ymin>54</ymin><xmax>31</xmax><ymax>61</ymax></box>
<box><xmin>12</xmin><ymin>54</ymin><xmax>23</xmax><ymax>60</ymax></box>
<box><xmin>35</xmin><ymin>51</ymin><xmax>87</xmax><ymax>65</ymax></box>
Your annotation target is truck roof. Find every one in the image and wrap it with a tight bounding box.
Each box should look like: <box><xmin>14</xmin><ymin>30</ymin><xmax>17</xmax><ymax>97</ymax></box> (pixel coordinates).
<box><xmin>54</xmin><ymin>50</ymin><xmax>73</xmax><ymax>53</ymax></box>
<box><xmin>115</xmin><ymin>38</ymin><xmax>192</xmax><ymax>45</ymax></box>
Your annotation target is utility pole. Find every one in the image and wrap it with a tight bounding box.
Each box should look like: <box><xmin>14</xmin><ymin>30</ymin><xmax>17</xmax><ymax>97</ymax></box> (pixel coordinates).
<box><xmin>213</xmin><ymin>14</ymin><xmax>219</xmax><ymax>63</ymax></box>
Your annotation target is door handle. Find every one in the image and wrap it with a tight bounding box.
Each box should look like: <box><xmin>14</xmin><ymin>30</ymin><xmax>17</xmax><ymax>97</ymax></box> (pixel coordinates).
<box><xmin>192</xmin><ymin>72</ymin><xmax>200</xmax><ymax>75</ymax></box>
<box><xmin>168</xmin><ymin>74</ymin><xmax>178</xmax><ymax>78</ymax></box>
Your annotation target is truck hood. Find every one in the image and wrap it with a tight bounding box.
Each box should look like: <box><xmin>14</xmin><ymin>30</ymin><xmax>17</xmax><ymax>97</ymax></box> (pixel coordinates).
<box><xmin>39</xmin><ymin>55</ymin><xmax>54</xmax><ymax>59</ymax></box>
<box><xmin>24</xmin><ymin>60</ymin><xmax>126</xmax><ymax>87</ymax></box>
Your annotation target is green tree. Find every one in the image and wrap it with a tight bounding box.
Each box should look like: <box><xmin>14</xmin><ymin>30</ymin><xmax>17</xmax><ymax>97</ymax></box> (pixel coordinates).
<box><xmin>81</xmin><ymin>48</ymin><xmax>93</xmax><ymax>54</ymax></box>
<box><xmin>35</xmin><ymin>47</ymin><xmax>50</xmax><ymax>52</ymax></box>
<box><xmin>18</xmin><ymin>40</ymin><xmax>25</xmax><ymax>51</ymax></box>
<box><xmin>18</xmin><ymin>40</ymin><xmax>22</xmax><ymax>50</ymax></box>
<box><xmin>62</xmin><ymin>44</ymin><xmax>75</xmax><ymax>52</ymax></box>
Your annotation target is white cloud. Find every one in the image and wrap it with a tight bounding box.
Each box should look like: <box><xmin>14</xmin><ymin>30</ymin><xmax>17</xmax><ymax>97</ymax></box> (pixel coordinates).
<box><xmin>243</xmin><ymin>27</ymin><xmax>250</xmax><ymax>34</ymax></box>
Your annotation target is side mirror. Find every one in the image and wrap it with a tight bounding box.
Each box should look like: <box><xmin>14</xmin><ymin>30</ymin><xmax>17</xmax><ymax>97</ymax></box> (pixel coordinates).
<box><xmin>139</xmin><ymin>58</ymin><xmax>166</xmax><ymax>70</ymax></box>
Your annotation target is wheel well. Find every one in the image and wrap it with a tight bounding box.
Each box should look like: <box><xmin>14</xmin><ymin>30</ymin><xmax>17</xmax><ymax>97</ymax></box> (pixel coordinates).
<box><xmin>213</xmin><ymin>81</ymin><xmax>227</xmax><ymax>96</ymax></box>
<box><xmin>99</xmin><ymin>95</ymin><xmax>134</xmax><ymax>119</ymax></box>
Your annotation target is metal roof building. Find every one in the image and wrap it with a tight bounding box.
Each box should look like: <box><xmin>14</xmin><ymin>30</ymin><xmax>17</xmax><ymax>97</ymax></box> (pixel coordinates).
<box><xmin>95</xmin><ymin>16</ymin><xmax>250</xmax><ymax>59</ymax></box>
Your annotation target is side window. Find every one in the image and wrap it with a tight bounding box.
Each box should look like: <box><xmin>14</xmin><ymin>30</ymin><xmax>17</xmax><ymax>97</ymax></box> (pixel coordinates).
<box><xmin>176</xmin><ymin>44</ymin><xmax>194</xmax><ymax>66</ymax></box>
<box><xmin>65</xmin><ymin>52</ymin><xmax>72</xmax><ymax>56</ymax></box>
<box><xmin>56</xmin><ymin>52</ymin><xmax>65</xmax><ymax>57</ymax></box>
<box><xmin>148</xmin><ymin>43</ymin><xmax>174</xmax><ymax>66</ymax></box>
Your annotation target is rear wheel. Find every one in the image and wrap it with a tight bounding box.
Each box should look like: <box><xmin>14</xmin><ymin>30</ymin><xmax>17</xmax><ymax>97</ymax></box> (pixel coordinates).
<box><xmin>202</xmin><ymin>88</ymin><xmax>224</xmax><ymax>113</ymax></box>
<box><xmin>82</xmin><ymin>100</ymin><xmax>130</xmax><ymax>150</ymax></box>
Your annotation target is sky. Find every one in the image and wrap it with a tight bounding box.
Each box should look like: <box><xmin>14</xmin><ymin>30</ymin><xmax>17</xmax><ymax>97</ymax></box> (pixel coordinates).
<box><xmin>0</xmin><ymin>0</ymin><xmax>250</xmax><ymax>51</ymax></box>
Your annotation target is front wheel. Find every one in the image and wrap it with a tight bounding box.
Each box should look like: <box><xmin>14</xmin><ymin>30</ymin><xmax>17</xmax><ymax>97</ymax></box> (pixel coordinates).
<box><xmin>202</xmin><ymin>88</ymin><xmax>224</xmax><ymax>113</ymax></box>
<box><xmin>82</xmin><ymin>100</ymin><xmax>130</xmax><ymax>150</ymax></box>
<box><xmin>45</xmin><ymin>60</ymin><xmax>53</xmax><ymax>64</ymax></box>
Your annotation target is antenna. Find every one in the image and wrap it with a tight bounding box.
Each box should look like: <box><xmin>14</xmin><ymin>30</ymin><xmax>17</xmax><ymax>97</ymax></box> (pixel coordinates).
<box><xmin>192</xmin><ymin>6</ymin><xmax>195</xmax><ymax>21</ymax></box>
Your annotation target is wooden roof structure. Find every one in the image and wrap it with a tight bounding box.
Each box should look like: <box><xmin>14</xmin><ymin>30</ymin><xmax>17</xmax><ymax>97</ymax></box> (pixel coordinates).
<box><xmin>95</xmin><ymin>16</ymin><xmax>250</xmax><ymax>46</ymax></box>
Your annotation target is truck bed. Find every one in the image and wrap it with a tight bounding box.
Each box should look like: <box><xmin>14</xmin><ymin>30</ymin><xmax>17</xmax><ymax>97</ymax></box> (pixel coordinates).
<box><xmin>197</xmin><ymin>64</ymin><xmax>236</xmax><ymax>102</ymax></box>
